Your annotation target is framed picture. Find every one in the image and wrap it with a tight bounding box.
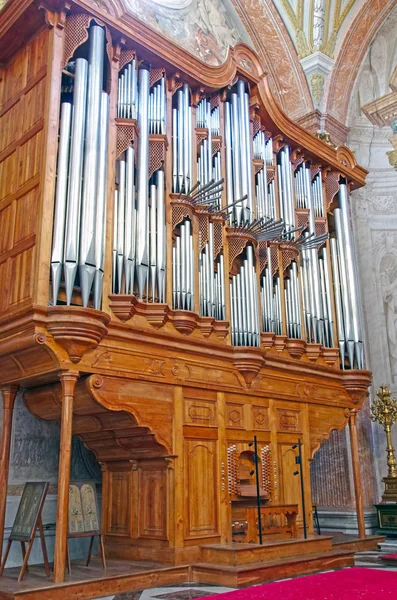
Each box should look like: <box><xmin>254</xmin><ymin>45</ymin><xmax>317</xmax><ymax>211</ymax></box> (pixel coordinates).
<box><xmin>68</xmin><ymin>481</ymin><xmax>101</xmax><ymax>536</ymax></box>
<box><xmin>9</xmin><ymin>482</ymin><xmax>49</xmax><ymax>542</ymax></box>
<box><xmin>0</xmin><ymin>481</ymin><xmax>50</xmax><ymax>581</ymax></box>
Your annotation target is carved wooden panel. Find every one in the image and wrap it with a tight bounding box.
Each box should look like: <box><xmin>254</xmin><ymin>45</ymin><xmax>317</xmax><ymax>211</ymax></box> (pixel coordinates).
<box><xmin>107</xmin><ymin>472</ymin><xmax>131</xmax><ymax>536</ymax></box>
<box><xmin>252</xmin><ymin>405</ymin><xmax>270</xmax><ymax>431</ymax></box>
<box><xmin>185</xmin><ymin>440</ymin><xmax>218</xmax><ymax>537</ymax></box>
<box><xmin>226</xmin><ymin>403</ymin><xmax>244</xmax><ymax>429</ymax></box>
<box><xmin>138</xmin><ymin>465</ymin><xmax>168</xmax><ymax>540</ymax></box>
<box><xmin>184</xmin><ymin>399</ymin><xmax>217</xmax><ymax>427</ymax></box>
<box><xmin>0</xmin><ymin>29</ymin><xmax>46</xmax><ymax>318</ymax></box>
<box><xmin>276</xmin><ymin>408</ymin><xmax>302</xmax><ymax>433</ymax></box>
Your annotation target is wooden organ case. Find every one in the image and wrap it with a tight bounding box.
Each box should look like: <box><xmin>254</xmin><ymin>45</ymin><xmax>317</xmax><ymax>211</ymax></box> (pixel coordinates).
<box><xmin>0</xmin><ymin>0</ymin><xmax>371</xmax><ymax>585</ymax></box>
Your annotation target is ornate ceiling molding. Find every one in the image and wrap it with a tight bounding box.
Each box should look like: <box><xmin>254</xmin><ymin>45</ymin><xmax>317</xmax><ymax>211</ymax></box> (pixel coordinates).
<box><xmin>324</xmin><ymin>0</ymin><xmax>397</xmax><ymax>127</ymax></box>
<box><xmin>231</xmin><ymin>0</ymin><xmax>313</xmax><ymax>120</ymax></box>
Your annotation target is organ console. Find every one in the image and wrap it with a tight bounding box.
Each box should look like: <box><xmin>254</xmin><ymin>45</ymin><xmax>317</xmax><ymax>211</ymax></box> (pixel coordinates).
<box><xmin>0</xmin><ymin>0</ymin><xmax>372</xmax><ymax>588</ymax></box>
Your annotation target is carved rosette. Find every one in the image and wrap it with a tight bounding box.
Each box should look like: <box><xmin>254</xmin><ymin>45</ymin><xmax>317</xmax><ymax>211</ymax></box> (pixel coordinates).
<box><xmin>233</xmin><ymin>347</ymin><xmax>265</xmax><ymax>386</ymax></box>
<box><xmin>47</xmin><ymin>307</ymin><xmax>110</xmax><ymax>363</ymax></box>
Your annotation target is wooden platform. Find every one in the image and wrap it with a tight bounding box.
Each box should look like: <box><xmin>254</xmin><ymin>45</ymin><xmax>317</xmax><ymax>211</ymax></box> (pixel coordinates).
<box><xmin>0</xmin><ymin>535</ymin><xmax>383</xmax><ymax>599</ymax></box>
<box><xmin>0</xmin><ymin>559</ymin><xmax>190</xmax><ymax>600</ymax></box>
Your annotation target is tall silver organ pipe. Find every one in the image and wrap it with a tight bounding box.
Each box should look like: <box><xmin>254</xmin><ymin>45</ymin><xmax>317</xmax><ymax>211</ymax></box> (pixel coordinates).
<box><xmin>265</xmin><ymin>137</ymin><xmax>273</xmax><ymax>166</ymax></box>
<box><xmin>199</xmin><ymin>226</ymin><xmax>225</xmax><ymax>320</ymax></box>
<box><xmin>284</xmin><ymin>262</ymin><xmax>302</xmax><ymax>339</ymax></box>
<box><xmin>331</xmin><ymin>183</ymin><xmax>363</xmax><ymax>369</ymax></box>
<box><xmin>51</xmin><ymin>101</ymin><xmax>72</xmax><ymax>304</ymax></box>
<box><xmin>148</xmin><ymin>170</ymin><xmax>166</xmax><ymax>302</ymax></box>
<box><xmin>136</xmin><ymin>66</ymin><xmax>150</xmax><ymax>298</ymax></box>
<box><xmin>172</xmin><ymin>84</ymin><xmax>192</xmax><ymax>194</ymax></box>
<box><xmin>93</xmin><ymin>91</ymin><xmax>109</xmax><ymax>309</ymax></box>
<box><xmin>312</xmin><ymin>173</ymin><xmax>324</xmax><ymax>217</ymax></box>
<box><xmin>79</xmin><ymin>25</ymin><xmax>105</xmax><ymax>307</ymax></box>
<box><xmin>254</xmin><ymin>131</ymin><xmax>275</xmax><ymax>220</ymax></box>
<box><xmin>51</xmin><ymin>26</ymin><xmax>109</xmax><ymax>308</ymax></box>
<box><xmin>260</xmin><ymin>248</ymin><xmax>282</xmax><ymax>335</ymax></box>
<box><xmin>173</xmin><ymin>219</ymin><xmax>194</xmax><ymax>310</ymax></box>
<box><xmin>63</xmin><ymin>58</ymin><xmax>88</xmax><ymax>305</ymax></box>
<box><xmin>230</xmin><ymin>245</ymin><xmax>260</xmax><ymax>347</ymax></box>
<box><xmin>224</xmin><ymin>80</ymin><xmax>253</xmax><ymax>225</ymax></box>
<box><xmin>117</xmin><ymin>59</ymin><xmax>137</xmax><ymax>119</ymax></box>
<box><xmin>277</xmin><ymin>146</ymin><xmax>295</xmax><ymax>236</ymax></box>
<box><xmin>149</xmin><ymin>76</ymin><xmax>166</xmax><ymax>134</ymax></box>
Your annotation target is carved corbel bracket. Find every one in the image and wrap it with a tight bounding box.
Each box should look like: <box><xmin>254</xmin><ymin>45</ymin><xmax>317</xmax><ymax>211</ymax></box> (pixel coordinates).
<box><xmin>342</xmin><ymin>370</ymin><xmax>372</xmax><ymax>409</ymax></box>
<box><xmin>232</xmin><ymin>347</ymin><xmax>265</xmax><ymax>387</ymax></box>
<box><xmin>47</xmin><ymin>306</ymin><xmax>110</xmax><ymax>364</ymax></box>
<box><xmin>38</xmin><ymin>1</ymin><xmax>70</xmax><ymax>29</ymax></box>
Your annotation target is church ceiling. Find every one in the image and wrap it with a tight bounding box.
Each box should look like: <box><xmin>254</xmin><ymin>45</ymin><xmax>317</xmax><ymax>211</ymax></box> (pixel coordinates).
<box><xmin>271</xmin><ymin>0</ymin><xmax>367</xmax><ymax>60</ymax></box>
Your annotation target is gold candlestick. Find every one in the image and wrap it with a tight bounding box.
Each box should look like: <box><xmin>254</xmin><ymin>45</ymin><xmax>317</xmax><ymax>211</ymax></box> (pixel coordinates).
<box><xmin>371</xmin><ymin>385</ymin><xmax>397</xmax><ymax>502</ymax></box>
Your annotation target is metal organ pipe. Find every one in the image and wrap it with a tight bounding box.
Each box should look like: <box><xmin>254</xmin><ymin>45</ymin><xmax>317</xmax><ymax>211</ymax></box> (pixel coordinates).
<box><xmin>63</xmin><ymin>58</ymin><xmax>88</xmax><ymax>305</ymax></box>
<box><xmin>51</xmin><ymin>102</ymin><xmax>72</xmax><ymax>304</ymax></box>
<box><xmin>79</xmin><ymin>25</ymin><xmax>105</xmax><ymax>307</ymax></box>
<box><xmin>117</xmin><ymin>59</ymin><xmax>137</xmax><ymax>118</ymax></box>
<box><xmin>224</xmin><ymin>81</ymin><xmax>254</xmax><ymax>225</ymax></box>
<box><xmin>136</xmin><ymin>66</ymin><xmax>150</xmax><ymax>298</ymax></box>
<box><xmin>230</xmin><ymin>245</ymin><xmax>260</xmax><ymax>347</ymax></box>
<box><xmin>172</xmin><ymin>85</ymin><xmax>192</xmax><ymax>194</ymax></box>
<box><xmin>173</xmin><ymin>220</ymin><xmax>194</xmax><ymax>311</ymax></box>
<box><xmin>93</xmin><ymin>91</ymin><xmax>109</xmax><ymax>309</ymax></box>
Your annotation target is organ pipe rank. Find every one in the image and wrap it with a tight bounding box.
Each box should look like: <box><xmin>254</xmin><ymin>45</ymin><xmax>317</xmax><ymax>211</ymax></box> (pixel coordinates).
<box><xmin>50</xmin><ymin>26</ymin><xmax>364</xmax><ymax>370</ymax></box>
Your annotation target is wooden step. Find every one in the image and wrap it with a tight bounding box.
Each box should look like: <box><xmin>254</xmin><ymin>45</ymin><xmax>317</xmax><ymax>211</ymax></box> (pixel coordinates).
<box><xmin>200</xmin><ymin>535</ymin><xmax>333</xmax><ymax>566</ymax></box>
<box><xmin>192</xmin><ymin>548</ymin><xmax>355</xmax><ymax>588</ymax></box>
<box><xmin>331</xmin><ymin>534</ymin><xmax>384</xmax><ymax>553</ymax></box>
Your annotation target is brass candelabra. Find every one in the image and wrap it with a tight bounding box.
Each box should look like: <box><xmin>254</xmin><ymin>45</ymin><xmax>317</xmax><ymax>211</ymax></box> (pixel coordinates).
<box><xmin>371</xmin><ymin>384</ymin><xmax>397</xmax><ymax>502</ymax></box>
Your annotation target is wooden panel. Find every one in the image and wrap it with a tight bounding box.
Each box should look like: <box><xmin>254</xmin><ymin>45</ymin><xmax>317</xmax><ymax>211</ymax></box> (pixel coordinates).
<box><xmin>279</xmin><ymin>444</ymin><xmax>302</xmax><ymax>523</ymax></box>
<box><xmin>0</xmin><ymin>153</ymin><xmax>16</xmax><ymax>200</ymax></box>
<box><xmin>185</xmin><ymin>440</ymin><xmax>218</xmax><ymax>537</ymax></box>
<box><xmin>26</xmin><ymin>29</ymin><xmax>49</xmax><ymax>80</ymax></box>
<box><xmin>226</xmin><ymin>403</ymin><xmax>244</xmax><ymax>429</ymax></box>
<box><xmin>8</xmin><ymin>246</ymin><xmax>35</xmax><ymax>307</ymax></box>
<box><xmin>17</xmin><ymin>129</ymin><xmax>43</xmax><ymax>187</ymax></box>
<box><xmin>252</xmin><ymin>405</ymin><xmax>270</xmax><ymax>431</ymax></box>
<box><xmin>138</xmin><ymin>466</ymin><xmax>168</xmax><ymax>540</ymax></box>
<box><xmin>0</xmin><ymin>29</ymin><xmax>47</xmax><ymax>319</ymax></box>
<box><xmin>107</xmin><ymin>472</ymin><xmax>131</xmax><ymax>536</ymax></box>
<box><xmin>21</xmin><ymin>77</ymin><xmax>46</xmax><ymax>134</ymax></box>
<box><xmin>184</xmin><ymin>399</ymin><xmax>217</xmax><ymax>427</ymax></box>
<box><xmin>0</xmin><ymin>201</ymin><xmax>14</xmax><ymax>255</ymax></box>
<box><xmin>276</xmin><ymin>408</ymin><xmax>302</xmax><ymax>433</ymax></box>
<box><xmin>14</xmin><ymin>186</ymin><xmax>39</xmax><ymax>245</ymax></box>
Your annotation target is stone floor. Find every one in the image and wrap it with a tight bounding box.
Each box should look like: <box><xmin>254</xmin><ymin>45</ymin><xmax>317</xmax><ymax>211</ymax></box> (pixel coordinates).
<box><xmin>96</xmin><ymin>584</ymin><xmax>236</xmax><ymax>600</ymax></box>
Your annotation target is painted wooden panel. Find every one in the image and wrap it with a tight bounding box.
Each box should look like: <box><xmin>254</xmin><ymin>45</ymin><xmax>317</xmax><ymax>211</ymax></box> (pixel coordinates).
<box><xmin>138</xmin><ymin>467</ymin><xmax>168</xmax><ymax>540</ymax></box>
<box><xmin>185</xmin><ymin>440</ymin><xmax>218</xmax><ymax>537</ymax></box>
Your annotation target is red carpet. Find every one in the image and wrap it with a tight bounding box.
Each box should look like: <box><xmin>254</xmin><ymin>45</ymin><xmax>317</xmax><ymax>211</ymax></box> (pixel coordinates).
<box><xmin>199</xmin><ymin>568</ymin><xmax>397</xmax><ymax>599</ymax></box>
<box><xmin>381</xmin><ymin>553</ymin><xmax>397</xmax><ymax>562</ymax></box>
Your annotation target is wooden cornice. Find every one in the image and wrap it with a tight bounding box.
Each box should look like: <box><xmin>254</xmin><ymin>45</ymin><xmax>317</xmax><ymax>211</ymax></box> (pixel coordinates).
<box><xmin>0</xmin><ymin>305</ymin><xmax>371</xmax><ymax>412</ymax></box>
<box><xmin>0</xmin><ymin>0</ymin><xmax>366</xmax><ymax>188</ymax></box>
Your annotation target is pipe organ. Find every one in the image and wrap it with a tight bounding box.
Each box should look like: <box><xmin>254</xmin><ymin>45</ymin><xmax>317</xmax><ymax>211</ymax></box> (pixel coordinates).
<box><xmin>47</xmin><ymin>21</ymin><xmax>366</xmax><ymax>369</ymax></box>
<box><xmin>0</xmin><ymin>0</ymin><xmax>372</xmax><ymax>584</ymax></box>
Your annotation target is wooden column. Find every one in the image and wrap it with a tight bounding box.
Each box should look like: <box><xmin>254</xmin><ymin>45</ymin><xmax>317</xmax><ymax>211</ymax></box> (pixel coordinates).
<box><xmin>53</xmin><ymin>371</ymin><xmax>79</xmax><ymax>583</ymax></box>
<box><xmin>0</xmin><ymin>386</ymin><xmax>18</xmax><ymax>563</ymax></box>
<box><xmin>349</xmin><ymin>409</ymin><xmax>366</xmax><ymax>539</ymax></box>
